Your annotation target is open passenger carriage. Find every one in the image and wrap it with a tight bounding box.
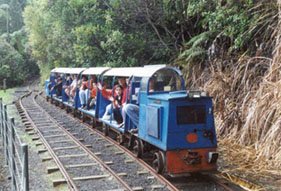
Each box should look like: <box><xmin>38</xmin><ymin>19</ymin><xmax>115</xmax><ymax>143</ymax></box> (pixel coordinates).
<box><xmin>45</xmin><ymin>68</ymin><xmax>85</xmax><ymax>105</ymax></box>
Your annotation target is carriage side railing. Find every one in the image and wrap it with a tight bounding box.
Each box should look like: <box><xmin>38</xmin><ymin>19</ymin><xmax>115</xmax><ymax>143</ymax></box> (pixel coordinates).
<box><xmin>0</xmin><ymin>98</ymin><xmax>29</xmax><ymax>191</ymax></box>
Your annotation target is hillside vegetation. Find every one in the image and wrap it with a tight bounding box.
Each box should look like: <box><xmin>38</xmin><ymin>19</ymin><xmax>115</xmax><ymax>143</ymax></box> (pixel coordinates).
<box><xmin>0</xmin><ymin>0</ymin><xmax>39</xmax><ymax>87</ymax></box>
<box><xmin>12</xmin><ymin>0</ymin><xmax>281</xmax><ymax>179</ymax></box>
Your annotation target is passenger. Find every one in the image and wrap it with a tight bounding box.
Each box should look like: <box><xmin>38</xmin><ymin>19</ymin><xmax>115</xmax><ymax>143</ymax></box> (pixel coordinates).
<box><xmin>87</xmin><ymin>81</ymin><xmax>97</xmax><ymax>109</ymax></box>
<box><xmin>69</xmin><ymin>74</ymin><xmax>78</xmax><ymax>99</ymax></box>
<box><xmin>112</xmin><ymin>85</ymin><xmax>124</xmax><ymax>124</ymax></box>
<box><xmin>101</xmin><ymin>86</ymin><xmax>117</xmax><ymax>120</ymax></box>
<box><xmin>102</xmin><ymin>85</ymin><xmax>123</xmax><ymax>123</ymax></box>
<box><xmin>123</xmin><ymin>78</ymin><xmax>155</xmax><ymax>132</ymax></box>
<box><xmin>100</xmin><ymin>77</ymin><xmax>128</xmax><ymax>120</ymax></box>
<box><xmin>79</xmin><ymin>75</ymin><xmax>89</xmax><ymax>109</ymax></box>
<box><xmin>85</xmin><ymin>75</ymin><xmax>97</xmax><ymax>109</ymax></box>
<box><xmin>123</xmin><ymin>103</ymin><xmax>139</xmax><ymax>129</ymax></box>
<box><xmin>88</xmin><ymin>75</ymin><xmax>97</xmax><ymax>90</ymax></box>
<box><xmin>117</xmin><ymin>77</ymin><xmax>128</xmax><ymax>104</ymax></box>
<box><xmin>98</xmin><ymin>81</ymin><xmax>111</xmax><ymax>99</ymax></box>
<box><xmin>63</xmin><ymin>74</ymin><xmax>73</xmax><ymax>98</ymax></box>
<box><xmin>66</xmin><ymin>74</ymin><xmax>73</xmax><ymax>85</ymax></box>
<box><xmin>51</xmin><ymin>76</ymin><xmax>63</xmax><ymax>97</ymax></box>
<box><xmin>115</xmin><ymin>77</ymin><xmax>127</xmax><ymax>125</ymax></box>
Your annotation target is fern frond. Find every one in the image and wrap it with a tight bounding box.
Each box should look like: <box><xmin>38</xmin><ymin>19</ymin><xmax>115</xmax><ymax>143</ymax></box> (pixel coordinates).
<box><xmin>179</xmin><ymin>46</ymin><xmax>206</xmax><ymax>62</ymax></box>
<box><xmin>186</xmin><ymin>31</ymin><xmax>212</xmax><ymax>48</ymax></box>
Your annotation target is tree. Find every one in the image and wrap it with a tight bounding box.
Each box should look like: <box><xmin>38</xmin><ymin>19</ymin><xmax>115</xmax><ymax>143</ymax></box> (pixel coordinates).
<box><xmin>0</xmin><ymin>0</ymin><xmax>39</xmax><ymax>87</ymax></box>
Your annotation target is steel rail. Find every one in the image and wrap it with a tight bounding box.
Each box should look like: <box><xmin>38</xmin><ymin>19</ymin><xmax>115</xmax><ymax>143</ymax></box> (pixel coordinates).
<box><xmin>18</xmin><ymin>92</ymin><xmax>78</xmax><ymax>191</ymax></box>
<box><xmin>31</xmin><ymin>94</ymin><xmax>134</xmax><ymax>191</ymax></box>
<box><xmin>82</xmin><ymin>121</ymin><xmax>180</xmax><ymax>190</ymax></box>
<box><xmin>39</xmin><ymin>95</ymin><xmax>180</xmax><ymax>191</ymax></box>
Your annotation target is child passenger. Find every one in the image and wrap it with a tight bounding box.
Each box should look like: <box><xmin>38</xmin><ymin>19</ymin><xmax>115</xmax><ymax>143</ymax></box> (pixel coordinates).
<box><xmin>79</xmin><ymin>75</ymin><xmax>89</xmax><ymax>109</ymax></box>
<box><xmin>112</xmin><ymin>85</ymin><xmax>123</xmax><ymax>124</ymax></box>
<box><xmin>87</xmin><ymin>81</ymin><xmax>97</xmax><ymax>109</ymax></box>
<box><xmin>102</xmin><ymin>85</ymin><xmax>123</xmax><ymax>124</ymax></box>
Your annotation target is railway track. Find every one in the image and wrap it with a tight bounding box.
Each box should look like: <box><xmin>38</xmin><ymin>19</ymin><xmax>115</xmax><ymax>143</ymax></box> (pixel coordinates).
<box><xmin>18</xmin><ymin>92</ymin><xmax>179</xmax><ymax>190</ymax></box>
<box><xmin>16</xmin><ymin>91</ymin><xmax>245</xmax><ymax>191</ymax></box>
<box><xmin>18</xmin><ymin>92</ymin><xmax>130</xmax><ymax>190</ymax></box>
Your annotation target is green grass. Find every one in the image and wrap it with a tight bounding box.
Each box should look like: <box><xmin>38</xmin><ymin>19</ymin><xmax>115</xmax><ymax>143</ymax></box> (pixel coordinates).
<box><xmin>0</xmin><ymin>88</ymin><xmax>15</xmax><ymax>105</ymax></box>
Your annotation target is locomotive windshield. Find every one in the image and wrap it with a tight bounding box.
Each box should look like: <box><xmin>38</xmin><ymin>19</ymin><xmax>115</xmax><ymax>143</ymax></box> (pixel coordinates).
<box><xmin>177</xmin><ymin>106</ymin><xmax>206</xmax><ymax>125</ymax></box>
<box><xmin>140</xmin><ymin>68</ymin><xmax>183</xmax><ymax>92</ymax></box>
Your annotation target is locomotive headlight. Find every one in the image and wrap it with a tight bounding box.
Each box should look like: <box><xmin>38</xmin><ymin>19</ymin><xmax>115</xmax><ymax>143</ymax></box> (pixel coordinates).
<box><xmin>208</xmin><ymin>152</ymin><xmax>219</xmax><ymax>163</ymax></box>
<box><xmin>187</xmin><ymin>90</ymin><xmax>208</xmax><ymax>98</ymax></box>
<box><xmin>188</xmin><ymin>90</ymin><xmax>201</xmax><ymax>98</ymax></box>
<box><xmin>200</xmin><ymin>91</ymin><xmax>207</xmax><ymax>97</ymax></box>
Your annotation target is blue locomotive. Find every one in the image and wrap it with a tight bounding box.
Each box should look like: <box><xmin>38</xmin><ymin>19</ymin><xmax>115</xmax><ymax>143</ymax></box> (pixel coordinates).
<box><xmin>45</xmin><ymin>65</ymin><xmax>218</xmax><ymax>175</ymax></box>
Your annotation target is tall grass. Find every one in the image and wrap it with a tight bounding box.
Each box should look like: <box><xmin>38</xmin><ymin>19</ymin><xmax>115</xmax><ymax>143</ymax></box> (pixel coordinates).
<box><xmin>184</xmin><ymin>0</ymin><xmax>281</xmax><ymax>178</ymax></box>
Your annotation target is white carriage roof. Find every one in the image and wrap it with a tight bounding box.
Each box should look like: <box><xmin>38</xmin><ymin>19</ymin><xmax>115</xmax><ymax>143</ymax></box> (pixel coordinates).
<box><xmin>50</xmin><ymin>68</ymin><xmax>69</xmax><ymax>73</ymax></box>
<box><xmin>82</xmin><ymin>67</ymin><xmax>110</xmax><ymax>75</ymax></box>
<box><xmin>51</xmin><ymin>67</ymin><xmax>86</xmax><ymax>74</ymax></box>
<box><xmin>143</xmin><ymin>64</ymin><xmax>166</xmax><ymax>68</ymax></box>
<box><xmin>102</xmin><ymin>67</ymin><xmax>143</xmax><ymax>77</ymax></box>
<box><xmin>133</xmin><ymin>65</ymin><xmax>181</xmax><ymax>77</ymax></box>
<box><xmin>66</xmin><ymin>68</ymin><xmax>86</xmax><ymax>74</ymax></box>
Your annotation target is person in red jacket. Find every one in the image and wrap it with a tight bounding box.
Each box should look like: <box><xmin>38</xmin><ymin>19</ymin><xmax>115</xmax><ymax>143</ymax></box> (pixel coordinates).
<box><xmin>100</xmin><ymin>77</ymin><xmax>128</xmax><ymax>120</ymax></box>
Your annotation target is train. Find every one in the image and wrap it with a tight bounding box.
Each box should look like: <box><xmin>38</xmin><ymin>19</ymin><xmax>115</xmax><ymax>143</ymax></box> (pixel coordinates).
<box><xmin>45</xmin><ymin>65</ymin><xmax>218</xmax><ymax>175</ymax></box>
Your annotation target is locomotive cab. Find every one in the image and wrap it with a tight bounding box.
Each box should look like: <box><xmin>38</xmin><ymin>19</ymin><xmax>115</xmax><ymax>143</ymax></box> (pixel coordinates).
<box><xmin>136</xmin><ymin>67</ymin><xmax>218</xmax><ymax>175</ymax></box>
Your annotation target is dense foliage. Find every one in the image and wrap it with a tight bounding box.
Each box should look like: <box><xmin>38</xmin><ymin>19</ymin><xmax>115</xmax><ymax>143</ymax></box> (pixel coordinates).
<box><xmin>0</xmin><ymin>0</ymin><xmax>39</xmax><ymax>87</ymax></box>
<box><xmin>23</xmin><ymin>0</ymin><xmax>277</xmax><ymax>73</ymax></box>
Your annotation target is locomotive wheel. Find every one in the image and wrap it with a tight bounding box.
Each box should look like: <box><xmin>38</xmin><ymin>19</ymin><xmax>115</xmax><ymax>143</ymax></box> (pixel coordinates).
<box><xmin>133</xmin><ymin>139</ymin><xmax>144</xmax><ymax>158</ymax></box>
<box><xmin>103</xmin><ymin>124</ymin><xmax>109</xmax><ymax>136</ymax></box>
<box><xmin>152</xmin><ymin>151</ymin><xmax>165</xmax><ymax>174</ymax></box>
